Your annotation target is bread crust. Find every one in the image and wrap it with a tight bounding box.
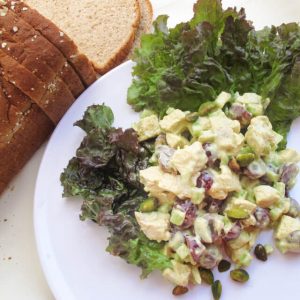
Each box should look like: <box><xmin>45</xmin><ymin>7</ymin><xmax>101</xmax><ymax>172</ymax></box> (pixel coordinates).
<box><xmin>60</xmin><ymin>63</ymin><xmax>85</xmax><ymax>98</ymax></box>
<box><xmin>6</xmin><ymin>0</ymin><xmax>97</xmax><ymax>86</ymax></box>
<box><xmin>0</xmin><ymin>49</ymin><xmax>74</xmax><ymax>124</ymax></box>
<box><xmin>0</xmin><ymin>105</ymin><xmax>53</xmax><ymax>194</ymax></box>
<box><xmin>128</xmin><ymin>0</ymin><xmax>153</xmax><ymax>58</ymax></box>
<box><xmin>0</xmin><ymin>7</ymin><xmax>85</xmax><ymax>98</ymax></box>
<box><xmin>0</xmin><ymin>76</ymin><xmax>53</xmax><ymax>194</ymax></box>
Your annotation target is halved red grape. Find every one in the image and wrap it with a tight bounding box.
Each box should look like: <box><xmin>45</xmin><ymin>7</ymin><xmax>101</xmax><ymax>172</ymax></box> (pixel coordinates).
<box><xmin>176</xmin><ymin>201</ymin><xmax>197</xmax><ymax>229</ymax></box>
<box><xmin>205</xmin><ymin>197</ymin><xmax>224</xmax><ymax>214</ymax></box>
<box><xmin>223</xmin><ymin>222</ymin><xmax>241</xmax><ymax>241</ymax></box>
<box><xmin>254</xmin><ymin>207</ymin><xmax>270</xmax><ymax>229</ymax></box>
<box><xmin>280</xmin><ymin>163</ymin><xmax>299</xmax><ymax>190</ymax></box>
<box><xmin>287</xmin><ymin>198</ymin><xmax>300</xmax><ymax>218</ymax></box>
<box><xmin>203</xmin><ymin>143</ymin><xmax>218</xmax><ymax>167</ymax></box>
<box><xmin>198</xmin><ymin>245</ymin><xmax>222</xmax><ymax>269</ymax></box>
<box><xmin>197</xmin><ymin>171</ymin><xmax>214</xmax><ymax>191</ymax></box>
<box><xmin>185</xmin><ymin>235</ymin><xmax>205</xmax><ymax>263</ymax></box>
<box><xmin>228</xmin><ymin>103</ymin><xmax>252</xmax><ymax>126</ymax></box>
<box><xmin>156</xmin><ymin>145</ymin><xmax>175</xmax><ymax>172</ymax></box>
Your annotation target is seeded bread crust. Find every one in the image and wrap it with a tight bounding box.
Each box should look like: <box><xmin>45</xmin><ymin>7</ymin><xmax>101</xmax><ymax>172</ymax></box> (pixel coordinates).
<box><xmin>0</xmin><ymin>49</ymin><xmax>74</xmax><ymax>124</ymax></box>
<box><xmin>1</xmin><ymin>75</ymin><xmax>31</xmax><ymax>113</ymax></box>
<box><xmin>0</xmin><ymin>105</ymin><xmax>53</xmax><ymax>194</ymax></box>
<box><xmin>0</xmin><ymin>8</ymin><xmax>85</xmax><ymax>98</ymax></box>
<box><xmin>0</xmin><ymin>77</ymin><xmax>54</xmax><ymax>194</ymax></box>
<box><xmin>5</xmin><ymin>0</ymin><xmax>97</xmax><ymax>85</ymax></box>
<box><xmin>60</xmin><ymin>62</ymin><xmax>85</xmax><ymax>98</ymax></box>
<box><xmin>0</xmin><ymin>86</ymin><xmax>23</xmax><ymax>144</ymax></box>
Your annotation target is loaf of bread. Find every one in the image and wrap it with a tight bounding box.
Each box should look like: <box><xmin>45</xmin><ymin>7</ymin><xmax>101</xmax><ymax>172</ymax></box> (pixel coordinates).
<box><xmin>7</xmin><ymin>0</ymin><xmax>98</xmax><ymax>86</ymax></box>
<box><xmin>19</xmin><ymin>0</ymin><xmax>142</xmax><ymax>74</ymax></box>
<box><xmin>0</xmin><ymin>7</ymin><xmax>85</xmax><ymax>97</ymax></box>
<box><xmin>0</xmin><ymin>0</ymin><xmax>153</xmax><ymax>194</ymax></box>
<box><xmin>0</xmin><ymin>77</ymin><xmax>54</xmax><ymax>194</ymax></box>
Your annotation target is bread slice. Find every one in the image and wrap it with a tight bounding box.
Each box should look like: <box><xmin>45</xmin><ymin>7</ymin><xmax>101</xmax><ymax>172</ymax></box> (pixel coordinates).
<box><xmin>0</xmin><ymin>86</ymin><xmax>23</xmax><ymax>144</ymax></box>
<box><xmin>19</xmin><ymin>0</ymin><xmax>141</xmax><ymax>74</ymax></box>
<box><xmin>1</xmin><ymin>76</ymin><xmax>32</xmax><ymax>113</ymax></box>
<box><xmin>60</xmin><ymin>63</ymin><xmax>85</xmax><ymax>98</ymax></box>
<box><xmin>0</xmin><ymin>77</ymin><xmax>54</xmax><ymax>193</ymax></box>
<box><xmin>0</xmin><ymin>8</ymin><xmax>85</xmax><ymax>98</ymax></box>
<box><xmin>0</xmin><ymin>49</ymin><xmax>75</xmax><ymax>124</ymax></box>
<box><xmin>0</xmin><ymin>104</ymin><xmax>53</xmax><ymax>193</ymax></box>
<box><xmin>128</xmin><ymin>0</ymin><xmax>153</xmax><ymax>58</ymax></box>
<box><xmin>5</xmin><ymin>0</ymin><xmax>97</xmax><ymax>85</ymax></box>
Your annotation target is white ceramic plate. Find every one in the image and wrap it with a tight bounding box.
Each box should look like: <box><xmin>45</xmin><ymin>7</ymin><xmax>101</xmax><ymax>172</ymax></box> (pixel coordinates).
<box><xmin>34</xmin><ymin>59</ymin><xmax>300</xmax><ymax>300</ymax></box>
<box><xmin>34</xmin><ymin>2</ymin><xmax>300</xmax><ymax>300</ymax></box>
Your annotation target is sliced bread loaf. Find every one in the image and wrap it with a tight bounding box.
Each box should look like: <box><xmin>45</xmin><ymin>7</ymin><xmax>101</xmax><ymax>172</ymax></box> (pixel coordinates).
<box><xmin>0</xmin><ymin>49</ymin><xmax>74</xmax><ymax>124</ymax></box>
<box><xmin>0</xmin><ymin>8</ymin><xmax>85</xmax><ymax>98</ymax></box>
<box><xmin>5</xmin><ymin>0</ymin><xmax>97</xmax><ymax>84</ymax></box>
<box><xmin>0</xmin><ymin>77</ymin><xmax>54</xmax><ymax>193</ymax></box>
<box><xmin>0</xmin><ymin>87</ymin><xmax>23</xmax><ymax>144</ymax></box>
<box><xmin>20</xmin><ymin>0</ymin><xmax>141</xmax><ymax>74</ymax></box>
<box><xmin>0</xmin><ymin>104</ymin><xmax>53</xmax><ymax>193</ymax></box>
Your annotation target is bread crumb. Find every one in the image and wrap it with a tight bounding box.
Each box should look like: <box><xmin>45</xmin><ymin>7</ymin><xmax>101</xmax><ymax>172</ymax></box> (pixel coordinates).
<box><xmin>59</xmin><ymin>31</ymin><xmax>64</xmax><ymax>37</ymax></box>
<box><xmin>1</xmin><ymin>42</ymin><xmax>7</xmax><ymax>48</ymax></box>
<box><xmin>22</xmin><ymin>7</ymin><xmax>28</xmax><ymax>11</ymax></box>
<box><xmin>48</xmin><ymin>82</ymin><xmax>57</xmax><ymax>92</ymax></box>
<box><xmin>12</xmin><ymin>26</ymin><xmax>18</xmax><ymax>33</ymax></box>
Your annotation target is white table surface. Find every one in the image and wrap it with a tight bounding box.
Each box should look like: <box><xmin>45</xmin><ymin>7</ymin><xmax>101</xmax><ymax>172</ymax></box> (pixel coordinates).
<box><xmin>0</xmin><ymin>0</ymin><xmax>299</xmax><ymax>299</ymax></box>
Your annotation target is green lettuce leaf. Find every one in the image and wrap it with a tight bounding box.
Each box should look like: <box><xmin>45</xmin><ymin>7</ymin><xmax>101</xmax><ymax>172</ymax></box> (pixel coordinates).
<box><xmin>125</xmin><ymin>235</ymin><xmax>172</xmax><ymax>278</ymax></box>
<box><xmin>76</xmin><ymin>128</ymin><xmax>116</xmax><ymax>168</ymax></box>
<box><xmin>74</xmin><ymin>104</ymin><xmax>114</xmax><ymax>133</ymax></box>
<box><xmin>60</xmin><ymin>158</ymin><xmax>104</xmax><ymax>198</ymax></box>
<box><xmin>127</xmin><ymin>0</ymin><xmax>300</xmax><ymax>144</ymax></box>
<box><xmin>127</xmin><ymin>1</ymin><xmax>245</xmax><ymax>114</ymax></box>
<box><xmin>103</xmin><ymin>200</ymin><xmax>171</xmax><ymax>278</ymax></box>
<box><xmin>191</xmin><ymin>0</ymin><xmax>223</xmax><ymax>29</ymax></box>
